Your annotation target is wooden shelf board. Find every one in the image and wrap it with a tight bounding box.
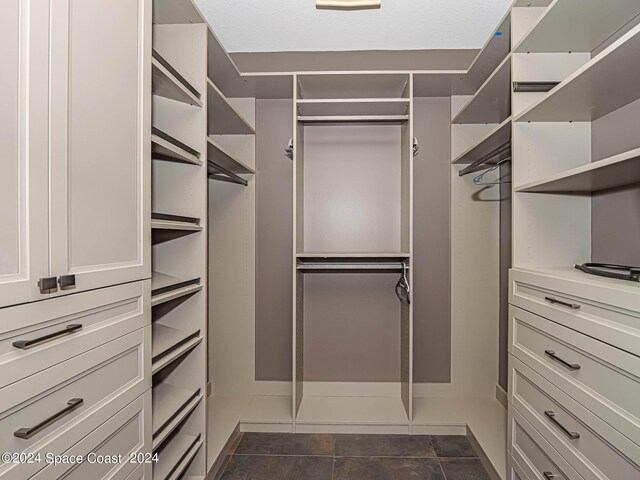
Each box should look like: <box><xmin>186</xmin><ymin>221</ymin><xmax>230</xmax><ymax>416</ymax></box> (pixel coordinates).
<box><xmin>152</xmin><ymin>272</ymin><xmax>200</xmax><ymax>296</ymax></box>
<box><xmin>207</xmin><ymin>138</ymin><xmax>255</xmax><ymax>175</ymax></box>
<box><xmin>152</xmin><ymin>335</ymin><xmax>202</xmax><ymax>375</ymax></box>
<box><xmin>298</xmin><ymin>73</ymin><xmax>410</xmax><ymax>99</ymax></box>
<box><xmin>207</xmin><ymin>78</ymin><xmax>255</xmax><ymax>135</ymax></box>
<box><xmin>153</xmin><ymin>384</ymin><xmax>202</xmax><ymax>448</ymax></box>
<box><xmin>154</xmin><ymin>432</ymin><xmax>203</xmax><ymax>480</ymax></box>
<box><xmin>452</xmin><ymin>117</ymin><xmax>512</xmax><ymax>164</ymax></box>
<box><xmin>152</xmin><ymin>323</ymin><xmax>202</xmax><ymax>374</ymax></box>
<box><xmin>297</xmin><ymin>98</ymin><xmax>409</xmax><ymax>117</ymax></box>
<box><xmin>207</xmin><ymin>28</ymin><xmax>249</xmax><ymax>99</ymax></box>
<box><xmin>515</xmin><ymin>24</ymin><xmax>640</xmax><ymax>122</ymax></box>
<box><xmin>297</xmin><ymin>252</ymin><xmax>410</xmax><ymax>259</ymax></box>
<box><xmin>152</xmin><ymin>134</ymin><xmax>202</xmax><ymax>166</ymax></box>
<box><xmin>452</xmin><ymin>54</ymin><xmax>511</xmax><ymax>124</ymax></box>
<box><xmin>456</xmin><ymin>10</ymin><xmax>511</xmax><ymax>94</ymax></box>
<box><xmin>514</xmin><ymin>0</ymin><xmax>640</xmax><ymax>53</ymax></box>
<box><xmin>151</xmin><ymin>284</ymin><xmax>203</xmax><ymax>308</ymax></box>
<box><xmin>296</xmin><ymin>396</ymin><xmax>408</xmax><ymax>425</ymax></box>
<box><xmin>512</xmin><ymin>266</ymin><xmax>640</xmax><ymax>294</ymax></box>
<box><xmin>298</xmin><ymin>115</ymin><xmax>409</xmax><ymax>124</ymax></box>
<box><xmin>515</xmin><ymin>147</ymin><xmax>640</xmax><ymax>193</ymax></box>
<box><xmin>152</xmin><ymin>58</ymin><xmax>203</xmax><ymax>107</ymax></box>
<box><xmin>151</xmin><ymin>219</ymin><xmax>203</xmax><ymax>232</ymax></box>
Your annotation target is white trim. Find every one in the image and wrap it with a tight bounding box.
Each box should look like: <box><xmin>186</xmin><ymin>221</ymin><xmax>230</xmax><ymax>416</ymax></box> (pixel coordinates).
<box><xmin>303</xmin><ymin>382</ymin><xmax>401</xmax><ymax>397</ymax></box>
<box><xmin>254</xmin><ymin>381</ymin><xmax>292</xmax><ymax>396</ymax></box>
<box><xmin>495</xmin><ymin>384</ymin><xmax>508</xmax><ymax>409</ymax></box>
<box><xmin>412</xmin><ymin>382</ymin><xmax>457</xmax><ymax>398</ymax></box>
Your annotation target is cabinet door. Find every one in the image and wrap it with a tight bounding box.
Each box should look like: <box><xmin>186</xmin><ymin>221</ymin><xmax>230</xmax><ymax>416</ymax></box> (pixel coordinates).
<box><xmin>49</xmin><ymin>0</ymin><xmax>151</xmax><ymax>297</ymax></box>
<box><xmin>0</xmin><ymin>0</ymin><xmax>49</xmax><ymax>307</ymax></box>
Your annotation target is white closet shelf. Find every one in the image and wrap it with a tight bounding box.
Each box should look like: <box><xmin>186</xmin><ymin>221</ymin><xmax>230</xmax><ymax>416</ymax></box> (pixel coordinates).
<box><xmin>152</xmin><ymin>55</ymin><xmax>203</xmax><ymax>107</ymax></box>
<box><xmin>297</xmin><ymin>73</ymin><xmax>410</xmax><ymax>100</ymax></box>
<box><xmin>207</xmin><ymin>138</ymin><xmax>255</xmax><ymax>175</ymax></box>
<box><xmin>514</xmin><ymin>0</ymin><xmax>640</xmax><ymax>53</ymax></box>
<box><xmin>298</xmin><ymin>115</ymin><xmax>409</xmax><ymax>124</ymax></box>
<box><xmin>452</xmin><ymin>117</ymin><xmax>512</xmax><ymax>164</ymax></box>
<box><xmin>207</xmin><ymin>28</ymin><xmax>249</xmax><ymax>99</ymax></box>
<box><xmin>512</xmin><ymin>266</ymin><xmax>640</xmax><ymax>293</ymax></box>
<box><xmin>457</xmin><ymin>10</ymin><xmax>511</xmax><ymax>94</ymax></box>
<box><xmin>152</xmin><ymin>213</ymin><xmax>202</xmax><ymax>232</ymax></box>
<box><xmin>154</xmin><ymin>432</ymin><xmax>203</xmax><ymax>480</ymax></box>
<box><xmin>452</xmin><ymin>54</ymin><xmax>511</xmax><ymax>125</ymax></box>
<box><xmin>296</xmin><ymin>396</ymin><xmax>409</xmax><ymax>426</ymax></box>
<box><xmin>297</xmin><ymin>252</ymin><xmax>410</xmax><ymax>259</ymax></box>
<box><xmin>152</xmin><ymin>272</ymin><xmax>201</xmax><ymax>298</ymax></box>
<box><xmin>152</xmin><ymin>323</ymin><xmax>202</xmax><ymax>374</ymax></box>
<box><xmin>153</xmin><ymin>383</ymin><xmax>203</xmax><ymax>450</ymax></box>
<box><xmin>296</xmin><ymin>98</ymin><xmax>409</xmax><ymax>117</ymax></box>
<box><xmin>152</xmin><ymin>129</ymin><xmax>202</xmax><ymax>166</ymax></box>
<box><xmin>207</xmin><ymin>78</ymin><xmax>255</xmax><ymax>135</ymax></box>
<box><xmin>515</xmin><ymin>24</ymin><xmax>640</xmax><ymax>122</ymax></box>
<box><xmin>515</xmin><ymin>147</ymin><xmax>640</xmax><ymax>193</ymax></box>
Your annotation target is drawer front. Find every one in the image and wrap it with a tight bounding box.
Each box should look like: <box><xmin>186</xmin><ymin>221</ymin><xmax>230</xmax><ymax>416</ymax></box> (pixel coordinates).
<box><xmin>510</xmin><ymin>305</ymin><xmax>640</xmax><ymax>446</ymax></box>
<box><xmin>31</xmin><ymin>391</ymin><xmax>151</xmax><ymax>480</ymax></box>
<box><xmin>509</xmin><ymin>406</ymin><xmax>580</xmax><ymax>480</ymax></box>
<box><xmin>0</xmin><ymin>280</ymin><xmax>150</xmax><ymax>389</ymax></box>
<box><xmin>510</xmin><ymin>358</ymin><xmax>640</xmax><ymax>480</ymax></box>
<box><xmin>510</xmin><ymin>269</ymin><xmax>640</xmax><ymax>357</ymax></box>
<box><xmin>0</xmin><ymin>327</ymin><xmax>150</xmax><ymax>479</ymax></box>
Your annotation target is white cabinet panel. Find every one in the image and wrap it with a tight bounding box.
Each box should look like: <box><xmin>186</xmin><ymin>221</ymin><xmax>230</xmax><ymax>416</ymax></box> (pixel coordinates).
<box><xmin>49</xmin><ymin>0</ymin><xmax>150</xmax><ymax>296</ymax></box>
<box><xmin>0</xmin><ymin>0</ymin><xmax>49</xmax><ymax>307</ymax></box>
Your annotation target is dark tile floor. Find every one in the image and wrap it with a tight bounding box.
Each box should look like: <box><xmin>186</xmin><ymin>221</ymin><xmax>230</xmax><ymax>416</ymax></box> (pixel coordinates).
<box><xmin>215</xmin><ymin>433</ymin><xmax>491</xmax><ymax>480</ymax></box>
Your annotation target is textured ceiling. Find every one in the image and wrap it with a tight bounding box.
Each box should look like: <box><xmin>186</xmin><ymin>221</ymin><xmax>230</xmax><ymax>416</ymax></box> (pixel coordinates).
<box><xmin>195</xmin><ymin>0</ymin><xmax>512</xmax><ymax>53</ymax></box>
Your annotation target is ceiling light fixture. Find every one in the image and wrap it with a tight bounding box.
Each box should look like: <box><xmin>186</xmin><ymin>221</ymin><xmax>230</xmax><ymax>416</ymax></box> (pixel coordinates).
<box><xmin>316</xmin><ymin>0</ymin><xmax>381</xmax><ymax>10</ymax></box>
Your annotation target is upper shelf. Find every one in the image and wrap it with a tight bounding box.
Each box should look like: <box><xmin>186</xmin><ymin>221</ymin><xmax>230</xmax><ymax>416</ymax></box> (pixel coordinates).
<box><xmin>152</xmin><ymin>127</ymin><xmax>202</xmax><ymax>166</ymax></box>
<box><xmin>516</xmin><ymin>24</ymin><xmax>640</xmax><ymax>122</ymax></box>
<box><xmin>514</xmin><ymin>0</ymin><xmax>640</xmax><ymax>53</ymax></box>
<box><xmin>515</xmin><ymin>147</ymin><xmax>640</xmax><ymax>193</ymax></box>
<box><xmin>297</xmin><ymin>73</ymin><xmax>410</xmax><ymax>99</ymax></box>
<box><xmin>456</xmin><ymin>10</ymin><xmax>511</xmax><ymax>94</ymax></box>
<box><xmin>207</xmin><ymin>79</ymin><xmax>255</xmax><ymax>135</ymax></box>
<box><xmin>452</xmin><ymin>117</ymin><xmax>512</xmax><ymax>165</ymax></box>
<box><xmin>297</xmin><ymin>98</ymin><xmax>409</xmax><ymax>117</ymax></box>
<box><xmin>152</xmin><ymin>50</ymin><xmax>202</xmax><ymax>107</ymax></box>
<box><xmin>452</xmin><ymin>55</ymin><xmax>511</xmax><ymax>124</ymax></box>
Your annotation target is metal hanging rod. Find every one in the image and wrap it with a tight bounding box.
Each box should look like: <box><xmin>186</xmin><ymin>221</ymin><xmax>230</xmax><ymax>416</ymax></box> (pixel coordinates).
<box><xmin>459</xmin><ymin>140</ymin><xmax>511</xmax><ymax>177</ymax></box>
<box><xmin>297</xmin><ymin>262</ymin><xmax>410</xmax><ymax>271</ymax></box>
<box><xmin>285</xmin><ymin>137</ymin><xmax>420</xmax><ymax>160</ymax></box>
<box><xmin>207</xmin><ymin>161</ymin><xmax>248</xmax><ymax>186</ymax></box>
<box><xmin>513</xmin><ymin>81</ymin><xmax>560</xmax><ymax>93</ymax></box>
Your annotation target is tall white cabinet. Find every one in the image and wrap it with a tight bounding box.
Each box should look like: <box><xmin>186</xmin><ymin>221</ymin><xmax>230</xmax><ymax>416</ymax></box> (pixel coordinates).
<box><xmin>0</xmin><ymin>0</ymin><xmax>150</xmax><ymax>309</ymax></box>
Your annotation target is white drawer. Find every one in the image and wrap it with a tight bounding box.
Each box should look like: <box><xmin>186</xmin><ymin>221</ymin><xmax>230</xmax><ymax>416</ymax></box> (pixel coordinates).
<box><xmin>510</xmin><ymin>305</ymin><xmax>640</xmax><ymax>446</ymax></box>
<box><xmin>31</xmin><ymin>391</ymin><xmax>151</xmax><ymax>480</ymax></box>
<box><xmin>0</xmin><ymin>327</ymin><xmax>150</xmax><ymax>479</ymax></box>
<box><xmin>509</xmin><ymin>406</ymin><xmax>581</xmax><ymax>480</ymax></box>
<box><xmin>0</xmin><ymin>280</ymin><xmax>150</xmax><ymax>389</ymax></box>
<box><xmin>510</xmin><ymin>268</ymin><xmax>640</xmax><ymax>357</ymax></box>
<box><xmin>510</xmin><ymin>357</ymin><xmax>640</xmax><ymax>480</ymax></box>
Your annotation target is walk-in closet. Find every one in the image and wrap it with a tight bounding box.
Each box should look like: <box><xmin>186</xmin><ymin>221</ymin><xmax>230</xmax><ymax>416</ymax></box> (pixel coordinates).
<box><xmin>2</xmin><ymin>0</ymin><xmax>640</xmax><ymax>479</ymax></box>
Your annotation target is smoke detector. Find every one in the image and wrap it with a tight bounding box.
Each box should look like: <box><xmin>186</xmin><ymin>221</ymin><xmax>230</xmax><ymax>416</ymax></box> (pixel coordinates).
<box><xmin>316</xmin><ymin>0</ymin><xmax>381</xmax><ymax>10</ymax></box>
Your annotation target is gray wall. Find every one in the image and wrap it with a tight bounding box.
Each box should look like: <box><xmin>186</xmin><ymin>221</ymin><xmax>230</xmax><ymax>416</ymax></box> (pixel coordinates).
<box><xmin>412</xmin><ymin>97</ymin><xmax>452</xmax><ymax>383</ymax></box>
<box><xmin>255</xmin><ymin>99</ymin><xmax>293</xmax><ymax>381</ymax></box>
<box><xmin>499</xmin><ymin>162</ymin><xmax>512</xmax><ymax>391</ymax></box>
<box><xmin>591</xmin><ymin>98</ymin><xmax>640</xmax><ymax>266</ymax></box>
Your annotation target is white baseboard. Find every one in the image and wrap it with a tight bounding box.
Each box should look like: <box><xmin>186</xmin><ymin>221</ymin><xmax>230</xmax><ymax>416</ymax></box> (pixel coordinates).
<box><xmin>303</xmin><ymin>381</ymin><xmax>401</xmax><ymax>397</ymax></box>
<box><xmin>495</xmin><ymin>384</ymin><xmax>508</xmax><ymax>409</ymax></box>
<box><xmin>412</xmin><ymin>382</ymin><xmax>458</xmax><ymax>397</ymax></box>
<box><xmin>254</xmin><ymin>381</ymin><xmax>292</xmax><ymax>396</ymax></box>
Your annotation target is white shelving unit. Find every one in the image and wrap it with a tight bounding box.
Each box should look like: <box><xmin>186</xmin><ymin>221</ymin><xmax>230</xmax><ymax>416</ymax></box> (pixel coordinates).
<box><xmin>207</xmin><ymin>78</ymin><xmax>255</xmax><ymax>135</ymax></box>
<box><xmin>452</xmin><ymin>117</ymin><xmax>512</xmax><ymax>164</ymax></box>
<box><xmin>151</xmin><ymin>3</ymin><xmax>209</xmax><ymax>478</ymax></box>
<box><xmin>207</xmin><ymin>137</ymin><xmax>255</xmax><ymax>175</ymax></box>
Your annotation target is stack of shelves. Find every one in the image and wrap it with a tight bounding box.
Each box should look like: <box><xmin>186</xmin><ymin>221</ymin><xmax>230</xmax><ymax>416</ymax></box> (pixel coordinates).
<box><xmin>292</xmin><ymin>73</ymin><xmax>414</xmax><ymax>430</ymax></box>
<box><xmin>151</xmin><ymin>1</ymin><xmax>209</xmax><ymax>477</ymax></box>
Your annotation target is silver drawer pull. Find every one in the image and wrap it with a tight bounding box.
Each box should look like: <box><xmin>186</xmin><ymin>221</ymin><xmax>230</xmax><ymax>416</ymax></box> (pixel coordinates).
<box><xmin>12</xmin><ymin>324</ymin><xmax>83</xmax><ymax>350</ymax></box>
<box><xmin>544</xmin><ymin>411</ymin><xmax>580</xmax><ymax>440</ymax></box>
<box><xmin>14</xmin><ymin>398</ymin><xmax>84</xmax><ymax>439</ymax></box>
<box><xmin>543</xmin><ymin>472</ymin><xmax>557</xmax><ymax>480</ymax></box>
<box><xmin>544</xmin><ymin>296</ymin><xmax>581</xmax><ymax>310</ymax></box>
<box><xmin>545</xmin><ymin>350</ymin><xmax>581</xmax><ymax>371</ymax></box>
